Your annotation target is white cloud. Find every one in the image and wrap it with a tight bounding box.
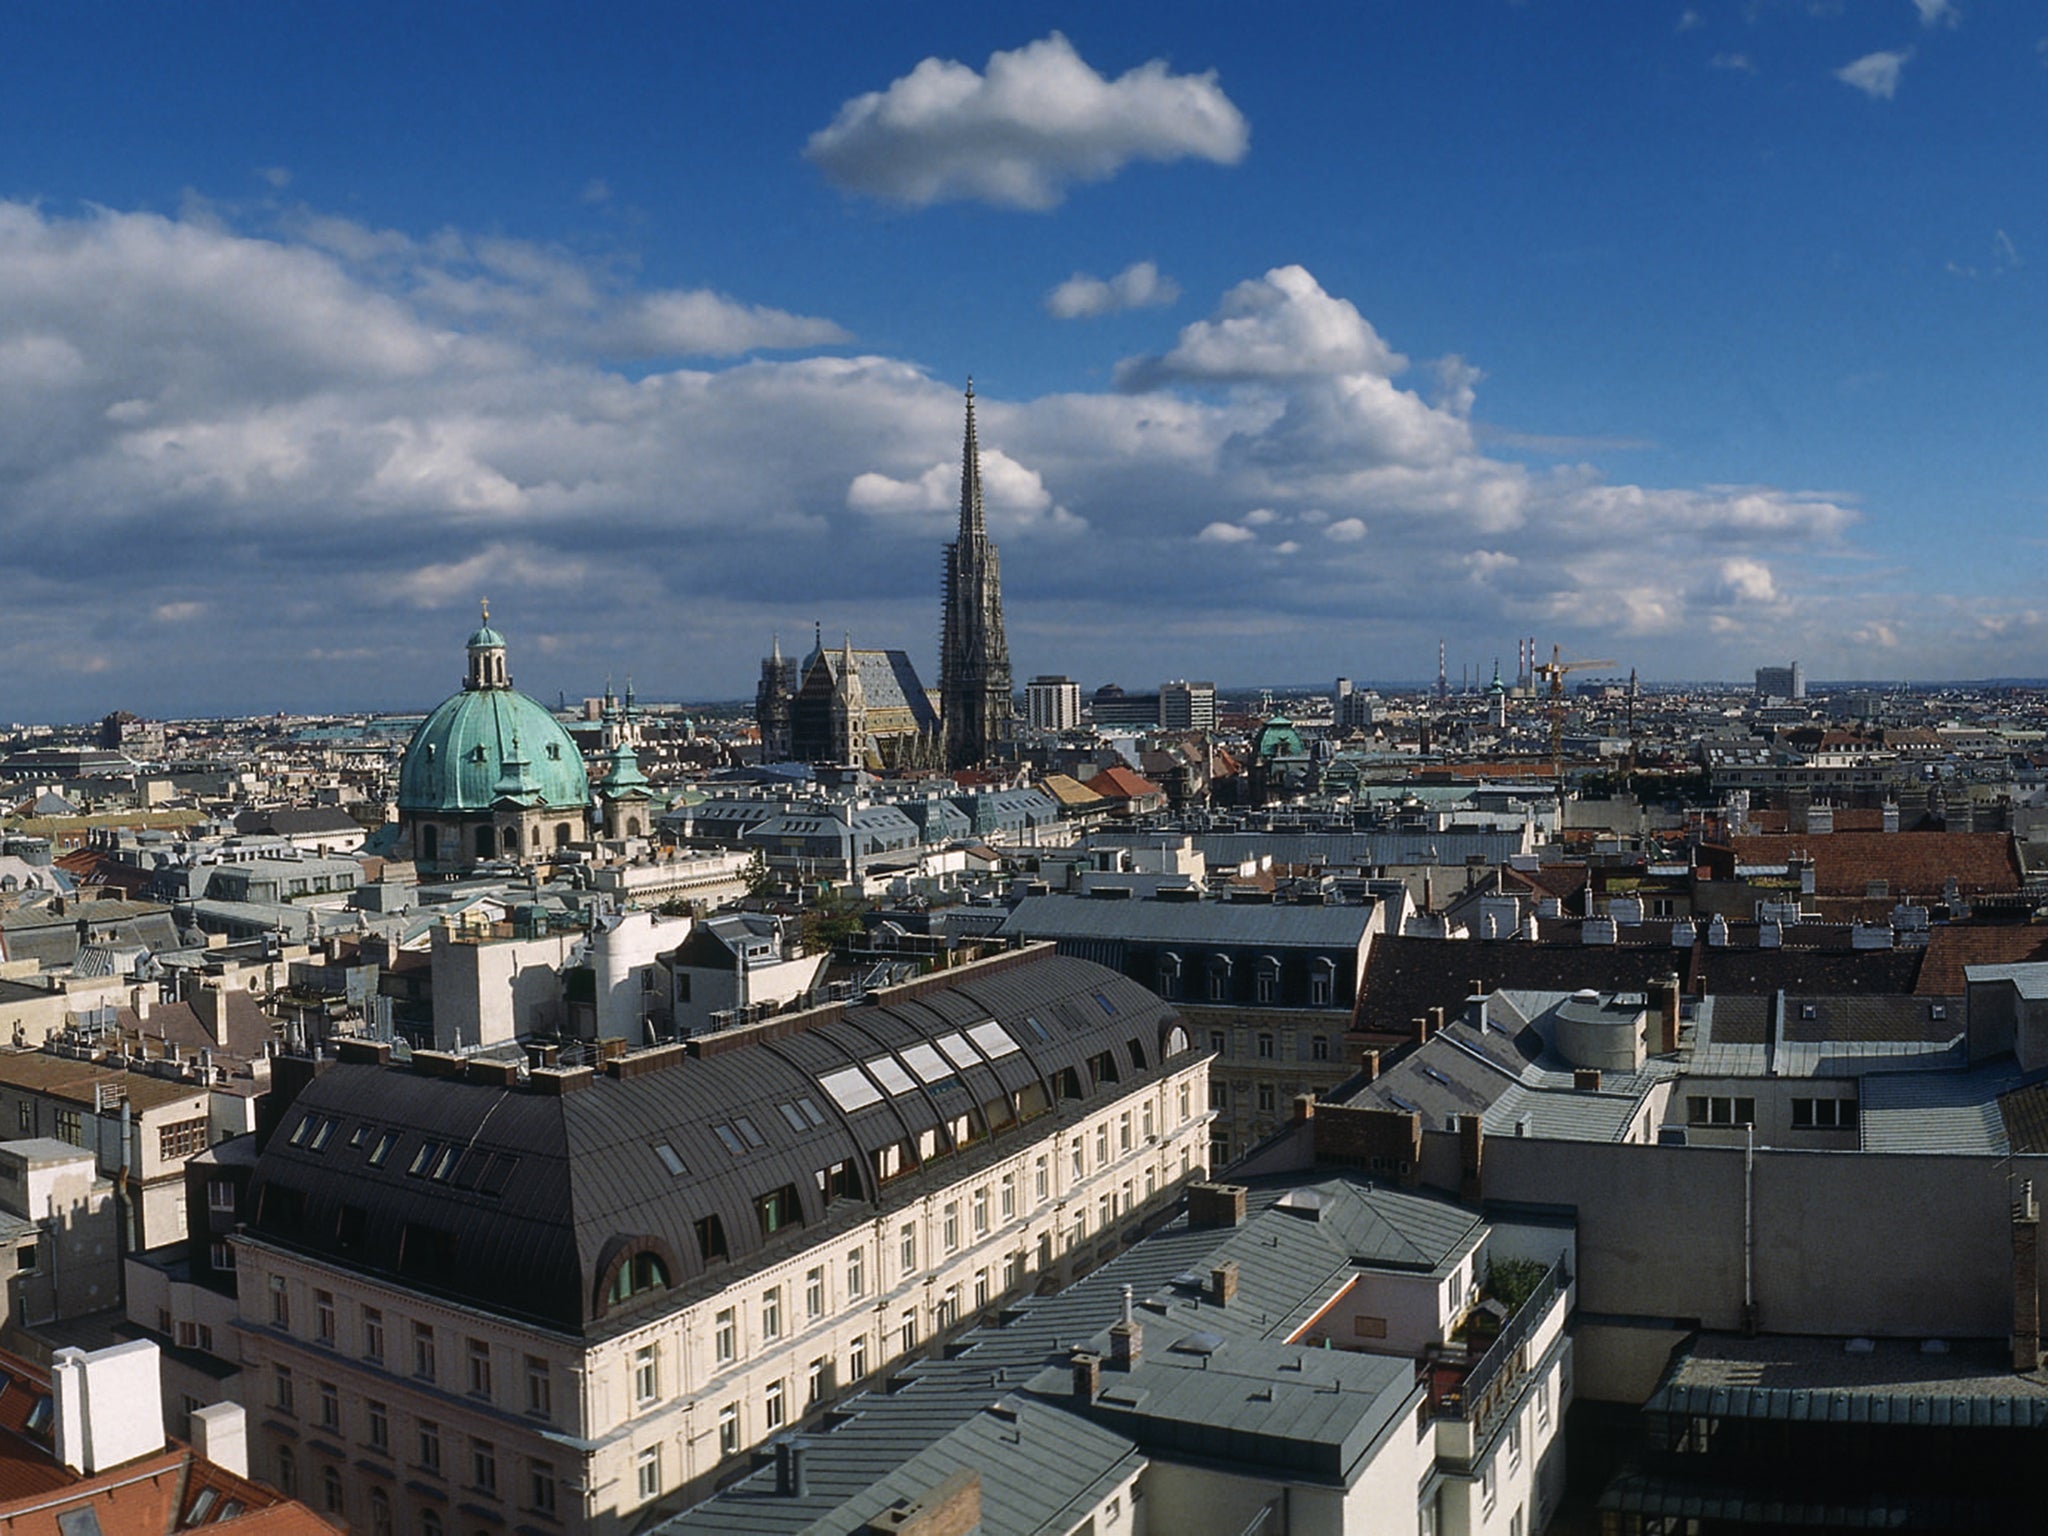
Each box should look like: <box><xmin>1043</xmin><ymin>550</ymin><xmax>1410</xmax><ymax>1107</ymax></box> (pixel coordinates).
<box><xmin>847</xmin><ymin>446</ymin><xmax>1085</xmax><ymax>535</ymax></box>
<box><xmin>606</xmin><ymin>290</ymin><xmax>850</xmax><ymax>357</ymax></box>
<box><xmin>1325</xmin><ymin>517</ymin><xmax>1366</xmax><ymax>542</ymax></box>
<box><xmin>1912</xmin><ymin>0</ymin><xmax>1958</xmax><ymax>28</ymax></box>
<box><xmin>1045</xmin><ymin>261</ymin><xmax>1180</xmax><ymax>320</ymax></box>
<box><xmin>1709</xmin><ymin>52</ymin><xmax>1756</xmax><ymax>73</ymax></box>
<box><xmin>1117</xmin><ymin>265</ymin><xmax>1403</xmax><ymax>388</ymax></box>
<box><xmin>1197</xmin><ymin>521</ymin><xmax>1256</xmax><ymax>543</ymax></box>
<box><xmin>1836</xmin><ymin>49</ymin><xmax>1910</xmax><ymax>99</ymax></box>
<box><xmin>1242</xmin><ymin>507</ymin><xmax>1279</xmax><ymax>526</ymax></box>
<box><xmin>805</xmin><ymin>33</ymin><xmax>1248</xmax><ymax>210</ymax></box>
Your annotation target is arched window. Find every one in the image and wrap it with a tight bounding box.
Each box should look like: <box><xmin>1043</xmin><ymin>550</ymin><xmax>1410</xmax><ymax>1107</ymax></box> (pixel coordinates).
<box><xmin>420</xmin><ymin>825</ymin><xmax>439</xmax><ymax>861</ymax></box>
<box><xmin>369</xmin><ymin>1488</ymin><xmax>392</xmax><ymax>1536</ymax></box>
<box><xmin>1157</xmin><ymin>951</ymin><xmax>1182</xmax><ymax>1000</ymax></box>
<box><xmin>531</xmin><ymin>824</ymin><xmax>543</xmax><ymax>849</ymax></box>
<box><xmin>626</xmin><ymin>817</ymin><xmax>642</xmax><ymax>837</ymax></box>
<box><xmin>606</xmin><ymin>1250</ymin><xmax>670</xmax><ymax>1306</ymax></box>
<box><xmin>1206</xmin><ymin>954</ymin><xmax>1233</xmax><ymax>1002</ymax></box>
<box><xmin>1165</xmin><ymin>1025</ymin><xmax>1190</xmax><ymax>1057</ymax></box>
<box><xmin>1255</xmin><ymin>955</ymin><xmax>1282</xmax><ymax>1005</ymax></box>
<box><xmin>555</xmin><ymin>823</ymin><xmax>572</xmax><ymax>847</ymax></box>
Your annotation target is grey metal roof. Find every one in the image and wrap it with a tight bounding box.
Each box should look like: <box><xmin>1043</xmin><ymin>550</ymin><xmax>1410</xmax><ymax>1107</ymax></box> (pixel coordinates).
<box><xmin>661</xmin><ymin>1174</ymin><xmax>1465</xmax><ymax>1535</ymax></box>
<box><xmin>246</xmin><ymin>950</ymin><xmax>1196</xmax><ymax>1338</ymax></box>
<box><xmin>1963</xmin><ymin>960</ymin><xmax>2048</xmax><ymax>998</ymax></box>
<box><xmin>1857</xmin><ymin>1061</ymin><xmax>2024</xmax><ymax>1155</ymax></box>
<box><xmin>1647</xmin><ymin>1332</ymin><xmax>2048</xmax><ymax>1425</ymax></box>
<box><xmin>999</xmin><ymin>893</ymin><xmax>1376</xmax><ymax>950</ymax></box>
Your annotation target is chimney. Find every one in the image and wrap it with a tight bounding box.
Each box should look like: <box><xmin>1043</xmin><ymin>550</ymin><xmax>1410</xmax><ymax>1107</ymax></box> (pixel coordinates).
<box><xmin>1292</xmin><ymin>1094</ymin><xmax>1316</xmax><ymax>1125</ymax></box>
<box><xmin>1071</xmin><ymin>1351</ymin><xmax>1101</xmax><ymax>1401</ymax></box>
<box><xmin>129</xmin><ymin>985</ymin><xmax>150</xmax><ymax>1023</ymax></box>
<box><xmin>51</xmin><ymin>1340</ymin><xmax>164</xmax><ymax>1475</ymax></box>
<box><xmin>1416</xmin><ymin>1013</ymin><xmax>1434</xmax><ymax>1044</ymax></box>
<box><xmin>1359</xmin><ymin>1048</ymin><xmax>1381</xmax><ymax>1083</ymax></box>
<box><xmin>863</xmin><ymin>1469</ymin><xmax>982</xmax><ymax>1536</ymax></box>
<box><xmin>1427</xmin><ymin>1005</ymin><xmax>1446</xmax><ymax>1038</ymax></box>
<box><xmin>1573</xmin><ymin>1068</ymin><xmax>1602</xmax><ymax>1091</ymax></box>
<box><xmin>1468</xmin><ymin>978</ymin><xmax>1487</xmax><ymax>998</ymax></box>
<box><xmin>1187</xmin><ymin>1182</ymin><xmax>1247</xmax><ymax>1230</ymax></box>
<box><xmin>2017</xmin><ymin>1181</ymin><xmax>2040</xmax><ymax>1374</ymax></box>
<box><xmin>776</xmin><ymin>1437</ymin><xmax>810</xmax><ymax>1498</ymax></box>
<box><xmin>1458</xmin><ymin>1113</ymin><xmax>1483</xmax><ymax>1203</ymax></box>
<box><xmin>1109</xmin><ymin>1285</ymin><xmax>1143</xmax><ymax>1371</ymax></box>
<box><xmin>189</xmin><ymin>1401</ymin><xmax>247</xmax><ymax>1478</ymax></box>
<box><xmin>1657</xmin><ymin>973</ymin><xmax>1681</xmax><ymax>1054</ymax></box>
<box><xmin>1209</xmin><ymin>1261</ymin><xmax>1239</xmax><ymax>1307</ymax></box>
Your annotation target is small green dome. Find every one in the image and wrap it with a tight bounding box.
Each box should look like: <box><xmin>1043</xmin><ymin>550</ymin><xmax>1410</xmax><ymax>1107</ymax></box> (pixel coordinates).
<box><xmin>398</xmin><ymin>687</ymin><xmax>590</xmax><ymax>815</ymax></box>
<box><xmin>467</xmin><ymin>623</ymin><xmax>507</xmax><ymax>651</ymax></box>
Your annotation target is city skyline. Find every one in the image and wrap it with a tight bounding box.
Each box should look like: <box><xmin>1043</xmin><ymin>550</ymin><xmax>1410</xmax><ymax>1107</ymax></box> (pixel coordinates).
<box><xmin>3</xmin><ymin>2</ymin><xmax>2046</xmax><ymax>719</ymax></box>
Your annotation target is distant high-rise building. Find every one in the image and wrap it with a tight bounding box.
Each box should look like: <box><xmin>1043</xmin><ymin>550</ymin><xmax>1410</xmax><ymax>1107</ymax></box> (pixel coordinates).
<box><xmin>1159</xmin><ymin>679</ymin><xmax>1217</xmax><ymax>732</ymax></box>
<box><xmin>938</xmin><ymin>383</ymin><xmax>1014</xmax><ymax>769</ymax></box>
<box><xmin>1025</xmin><ymin>674</ymin><xmax>1082</xmax><ymax>733</ymax></box>
<box><xmin>1090</xmin><ymin>684</ymin><xmax>1162</xmax><ymax>727</ymax></box>
<box><xmin>1755</xmin><ymin>662</ymin><xmax>1806</xmax><ymax>701</ymax></box>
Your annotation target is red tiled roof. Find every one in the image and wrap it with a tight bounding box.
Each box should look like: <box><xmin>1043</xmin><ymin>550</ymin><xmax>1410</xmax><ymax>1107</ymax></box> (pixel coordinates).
<box><xmin>1914</xmin><ymin>924</ymin><xmax>2048</xmax><ymax>996</ymax></box>
<box><xmin>1081</xmin><ymin>766</ymin><xmax>1162</xmax><ymax>801</ymax></box>
<box><xmin>1727</xmin><ymin>831</ymin><xmax>2021</xmax><ymax>899</ymax></box>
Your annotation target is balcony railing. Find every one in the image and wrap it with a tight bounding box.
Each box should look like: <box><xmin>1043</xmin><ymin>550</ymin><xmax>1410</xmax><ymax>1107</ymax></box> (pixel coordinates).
<box><xmin>1433</xmin><ymin>1254</ymin><xmax>1571</xmax><ymax>1442</ymax></box>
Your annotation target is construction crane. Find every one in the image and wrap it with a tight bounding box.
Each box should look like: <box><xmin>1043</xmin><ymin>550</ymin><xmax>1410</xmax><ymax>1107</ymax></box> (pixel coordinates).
<box><xmin>1534</xmin><ymin>644</ymin><xmax>1615</xmax><ymax>782</ymax></box>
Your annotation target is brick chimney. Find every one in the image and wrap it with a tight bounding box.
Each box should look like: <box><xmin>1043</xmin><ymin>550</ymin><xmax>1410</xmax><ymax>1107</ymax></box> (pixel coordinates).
<box><xmin>1292</xmin><ymin>1094</ymin><xmax>1316</xmax><ymax>1125</ymax></box>
<box><xmin>1359</xmin><ymin>1048</ymin><xmax>1381</xmax><ymax>1083</ymax></box>
<box><xmin>1656</xmin><ymin>972</ymin><xmax>1682</xmax><ymax>1054</ymax></box>
<box><xmin>864</xmin><ymin>1470</ymin><xmax>982</xmax><ymax>1536</ymax></box>
<box><xmin>1187</xmin><ymin>1182</ymin><xmax>1247</xmax><ymax>1230</ymax></box>
<box><xmin>1209</xmin><ymin>1260</ymin><xmax>1239</xmax><ymax>1307</ymax></box>
<box><xmin>1108</xmin><ymin>1285</ymin><xmax>1142</xmax><ymax>1371</ymax></box>
<box><xmin>2017</xmin><ymin>1180</ymin><xmax>2040</xmax><ymax>1373</ymax></box>
<box><xmin>1071</xmin><ymin>1351</ymin><xmax>1101</xmax><ymax>1402</ymax></box>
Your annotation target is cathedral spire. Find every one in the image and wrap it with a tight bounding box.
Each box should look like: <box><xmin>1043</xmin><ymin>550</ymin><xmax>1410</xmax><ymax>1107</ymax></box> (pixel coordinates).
<box><xmin>959</xmin><ymin>377</ymin><xmax>985</xmax><ymax>545</ymax></box>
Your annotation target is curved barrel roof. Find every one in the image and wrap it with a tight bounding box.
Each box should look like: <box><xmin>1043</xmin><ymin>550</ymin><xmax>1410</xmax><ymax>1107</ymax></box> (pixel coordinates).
<box><xmin>246</xmin><ymin>949</ymin><xmax>1195</xmax><ymax>1337</ymax></box>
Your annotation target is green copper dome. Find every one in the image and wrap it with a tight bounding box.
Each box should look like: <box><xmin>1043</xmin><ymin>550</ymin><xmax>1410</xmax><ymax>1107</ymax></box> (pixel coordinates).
<box><xmin>397</xmin><ymin>620</ymin><xmax>590</xmax><ymax>815</ymax></box>
<box><xmin>467</xmin><ymin>622</ymin><xmax>507</xmax><ymax>651</ymax></box>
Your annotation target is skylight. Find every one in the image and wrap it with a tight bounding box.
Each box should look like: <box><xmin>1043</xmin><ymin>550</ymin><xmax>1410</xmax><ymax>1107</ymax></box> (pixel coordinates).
<box><xmin>819</xmin><ymin>1066</ymin><xmax>882</xmax><ymax>1113</ymax></box>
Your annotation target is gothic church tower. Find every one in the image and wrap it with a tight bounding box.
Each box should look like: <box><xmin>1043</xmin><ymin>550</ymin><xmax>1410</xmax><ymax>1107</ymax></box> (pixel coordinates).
<box><xmin>938</xmin><ymin>382</ymin><xmax>1014</xmax><ymax>769</ymax></box>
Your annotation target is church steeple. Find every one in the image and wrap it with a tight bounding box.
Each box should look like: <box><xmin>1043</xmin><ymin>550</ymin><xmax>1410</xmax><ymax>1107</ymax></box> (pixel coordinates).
<box><xmin>958</xmin><ymin>377</ymin><xmax>986</xmax><ymax>546</ymax></box>
<box><xmin>938</xmin><ymin>380</ymin><xmax>1013</xmax><ymax>770</ymax></box>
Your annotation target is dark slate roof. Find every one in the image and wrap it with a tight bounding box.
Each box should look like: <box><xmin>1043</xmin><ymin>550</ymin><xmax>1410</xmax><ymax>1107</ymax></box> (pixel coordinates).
<box><xmin>244</xmin><ymin>949</ymin><xmax>1197</xmax><ymax>1338</ymax></box>
<box><xmin>232</xmin><ymin>808</ymin><xmax>364</xmax><ymax>838</ymax></box>
<box><xmin>999</xmin><ymin>893</ymin><xmax>1377</xmax><ymax>950</ymax></box>
<box><xmin>1647</xmin><ymin>1332</ymin><xmax>2048</xmax><ymax>1425</ymax></box>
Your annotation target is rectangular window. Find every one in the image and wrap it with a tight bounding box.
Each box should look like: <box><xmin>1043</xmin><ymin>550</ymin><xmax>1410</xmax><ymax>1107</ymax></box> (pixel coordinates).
<box><xmin>899</xmin><ymin>1224</ymin><xmax>917</xmax><ymax>1275</ymax></box>
<box><xmin>1095</xmin><ymin>1125</ymin><xmax>1109</xmax><ymax>1165</ymax></box>
<box><xmin>849</xmin><ymin>1334</ymin><xmax>868</xmax><ymax>1381</ymax></box>
<box><xmin>1536</xmin><ymin>1379</ymin><xmax>1551</xmax><ymax>1430</ymax></box>
<box><xmin>529</xmin><ymin>1460</ymin><xmax>556</xmax><ymax>1515</ymax></box>
<box><xmin>635</xmin><ymin>1445</ymin><xmax>660</xmax><ymax>1501</ymax></box>
<box><xmin>807</xmin><ymin>1355</ymin><xmax>830</xmax><ymax>1406</ymax></box>
<box><xmin>525</xmin><ymin>1356</ymin><xmax>552</xmax><ymax>1419</ymax></box>
<box><xmin>159</xmin><ymin>1117</ymin><xmax>208</xmax><ymax>1161</ymax></box>
<box><xmin>634</xmin><ymin>1344</ymin><xmax>658</xmax><ymax>1405</ymax></box>
<box><xmin>413</xmin><ymin>1322</ymin><xmax>437</xmax><ymax>1381</ymax></box>
<box><xmin>1000</xmin><ymin>1173</ymin><xmax>1016</xmax><ymax>1220</ymax></box>
<box><xmin>315</xmin><ymin>1291</ymin><xmax>335</xmax><ymax>1345</ymax></box>
<box><xmin>943</xmin><ymin>1202</ymin><xmax>960</xmax><ymax>1253</ymax></box>
<box><xmin>972</xmin><ymin>1186</ymin><xmax>989</xmax><ymax>1236</ymax></box>
<box><xmin>764</xmin><ymin>1377</ymin><xmax>786</xmax><ymax>1431</ymax></box>
<box><xmin>1034</xmin><ymin>1156</ymin><xmax>1050</xmax><ymax>1202</ymax></box>
<box><xmin>1178</xmin><ymin>1081</ymin><xmax>1191</xmax><ymax>1120</ymax></box>
<box><xmin>717</xmin><ymin>1405</ymin><xmax>739</xmax><ymax>1457</ymax></box>
<box><xmin>211</xmin><ymin>1240</ymin><xmax>235</xmax><ymax>1272</ymax></box>
<box><xmin>467</xmin><ymin>1338</ymin><xmax>492</xmax><ymax>1398</ymax></box>
<box><xmin>1119</xmin><ymin>1111</ymin><xmax>1133</xmax><ymax>1152</ymax></box>
<box><xmin>1257</xmin><ymin>1032</ymin><xmax>1276</xmax><ymax>1059</ymax></box>
<box><xmin>471</xmin><ymin>1438</ymin><xmax>496</xmax><ymax>1494</ymax></box>
<box><xmin>273</xmin><ymin>1365</ymin><xmax>294</xmax><ymax>1414</ymax></box>
<box><xmin>714</xmin><ymin>1307</ymin><xmax>737</xmax><ymax>1365</ymax></box>
<box><xmin>762</xmin><ymin>1285</ymin><xmax>782</xmax><ymax>1341</ymax></box>
<box><xmin>1687</xmin><ymin>1096</ymin><xmax>1758</xmax><ymax>1127</ymax></box>
<box><xmin>805</xmin><ymin>1265</ymin><xmax>826</xmax><ymax>1320</ymax></box>
<box><xmin>846</xmin><ymin>1247</ymin><xmax>866</xmax><ymax>1301</ymax></box>
<box><xmin>974</xmin><ymin>1267</ymin><xmax>991</xmax><ymax>1309</ymax></box>
<box><xmin>269</xmin><ymin>1274</ymin><xmax>290</xmax><ymax>1329</ymax></box>
<box><xmin>417</xmin><ymin>1419</ymin><xmax>441</xmax><ymax>1474</ymax></box>
<box><xmin>362</xmin><ymin>1306</ymin><xmax>384</xmax><ymax>1361</ymax></box>
<box><xmin>1312</xmin><ymin>1034</ymin><xmax>1330</xmax><ymax>1060</ymax></box>
<box><xmin>1257</xmin><ymin>1082</ymin><xmax>1276</xmax><ymax>1113</ymax></box>
<box><xmin>14</xmin><ymin>1102</ymin><xmax>27</xmax><ymax>1133</ymax></box>
<box><xmin>367</xmin><ymin>1399</ymin><xmax>388</xmax><ymax>1453</ymax></box>
<box><xmin>54</xmin><ymin>1109</ymin><xmax>81</xmax><ymax>1147</ymax></box>
<box><xmin>1210</xmin><ymin>1082</ymin><xmax>1229</xmax><ymax>1111</ymax></box>
<box><xmin>318</xmin><ymin>1380</ymin><xmax>339</xmax><ymax>1431</ymax></box>
<box><xmin>208</xmin><ymin>1179</ymin><xmax>237</xmax><ymax>1213</ymax></box>
<box><xmin>1508</xmin><ymin>1418</ymin><xmax>1523</xmax><ymax>1470</ymax></box>
<box><xmin>899</xmin><ymin>1309</ymin><xmax>917</xmax><ymax>1354</ymax></box>
<box><xmin>1071</xmin><ymin>1140</ymin><xmax>1085</xmax><ymax>1179</ymax></box>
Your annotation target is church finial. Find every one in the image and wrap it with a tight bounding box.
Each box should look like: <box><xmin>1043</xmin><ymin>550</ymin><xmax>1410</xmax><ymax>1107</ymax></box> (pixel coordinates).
<box><xmin>480</xmin><ymin>597</ymin><xmax>489</xmax><ymax>625</ymax></box>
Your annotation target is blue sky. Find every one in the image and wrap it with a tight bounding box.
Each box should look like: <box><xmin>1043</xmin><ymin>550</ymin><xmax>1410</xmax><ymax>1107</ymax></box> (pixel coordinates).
<box><xmin>0</xmin><ymin>0</ymin><xmax>2042</xmax><ymax>719</ymax></box>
